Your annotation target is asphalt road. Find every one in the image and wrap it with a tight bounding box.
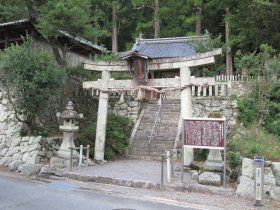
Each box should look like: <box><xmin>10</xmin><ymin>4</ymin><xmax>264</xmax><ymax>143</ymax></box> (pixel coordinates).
<box><xmin>0</xmin><ymin>174</ymin><xmax>197</xmax><ymax>210</ymax></box>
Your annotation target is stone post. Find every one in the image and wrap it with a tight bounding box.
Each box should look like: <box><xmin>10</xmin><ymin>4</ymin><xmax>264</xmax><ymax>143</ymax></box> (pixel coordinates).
<box><xmin>180</xmin><ymin>66</ymin><xmax>193</xmax><ymax>166</ymax></box>
<box><xmin>204</xmin><ymin>149</ymin><xmax>223</xmax><ymax>171</ymax></box>
<box><xmin>94</xmin><ymin>71</ymin><xmax>111</xmax><ymax>161</ymax></box>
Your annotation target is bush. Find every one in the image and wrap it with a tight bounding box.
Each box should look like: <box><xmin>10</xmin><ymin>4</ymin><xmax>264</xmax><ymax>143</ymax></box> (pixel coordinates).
<box><xmin>228</xmin><ymin>151</ymin><xmax>241</xmax><ymax>169</ymax></box>
<box><xmin>0</xmin><ymin>40</ymin><xmax>65</xmax><ymax>135</ymax></box>
<box><xmin>80</xmin><ymin>113</ymin><xmax>133</xmax><ymax>160</ymax></box>
<box><xmin>237</xmin><ymin>98</ymin><xmax>257</xmax><ymax>126</ymax></box>
<box><xmin>264</xmin><ymin>102</ymin><xmax>280</xmax><ymax>136</ymax></box>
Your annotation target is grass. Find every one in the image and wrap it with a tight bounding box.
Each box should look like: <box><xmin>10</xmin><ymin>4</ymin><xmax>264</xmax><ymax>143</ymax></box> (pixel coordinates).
<box><xmin>229</xmin><ymin>124</ymin><xmax>280</xmax><ymax>161</ymax></box>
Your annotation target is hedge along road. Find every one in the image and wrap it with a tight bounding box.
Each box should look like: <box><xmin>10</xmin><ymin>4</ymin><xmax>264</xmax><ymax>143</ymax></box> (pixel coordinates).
<box><xmin>0</xmin><ymin>174</ymin><xmax>198</xmax><ymax>210</ymax></box>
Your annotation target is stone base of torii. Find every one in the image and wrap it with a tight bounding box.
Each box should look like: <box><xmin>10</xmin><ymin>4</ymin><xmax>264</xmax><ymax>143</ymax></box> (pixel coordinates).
<box><xmin>83</xmin><ymin>49</ymin><xmax>222</xmax><ymax>166</ymax></box>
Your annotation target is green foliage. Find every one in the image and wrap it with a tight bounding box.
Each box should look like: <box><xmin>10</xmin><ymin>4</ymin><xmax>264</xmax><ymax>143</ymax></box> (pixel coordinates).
<box><xmin>235</xmin><ymin>45</ymin><xmax>280</xmax><ymax>132</ymax></box>
<box><xmin>80</xmin><ymin>113</ymin><xmax>133</xmax><ymax>160</ymax></box>
<box><xmin>0</xmin><ymin>0</ymin><xmax>28</xmax><ymax>22</ymax></box>
<box><xmin>66</xmin><ymin>65</ymin><xmax>101</xmax><ymax>81</ymax></box>
<box><xmin>0</xmin><ymin>40</ymin><xmax>65</xmax><ymax>134</ymax></box>
<box><xmin>37</xmin><ymin>0</ymin><xmax>97</xmax><ymax>40</ymax></box>
<box><xmin>237</xmin><ymin>98</ymin><xmax>257</xmax><ymax>127</ymax></box>
<box><xmin>228</xmin><ymin>151</ymin><xmax>240</xmax><ymax>169</ymax></box>
<box><xmin>95</xmin><ymin>53</ymin><xmax>121</xmax><ymax>61</ymax></box>
<box><xmin>195</xmin><ymin>32</ymin><xmax>224</xmax><ymax>53</ymax></box>
<box><xmin>244</xmin><ymin>143</ymin><xmax>260</xmax><ymax>158</ymax></box>
<box><xmin>264</xmin><ymin>101</ymin><xmax>280</xmax><ymax>136</ymax></box>
<box><xmin>230</xmin><ymin>127</ymin><xmax>280</xmax><ymax>161</ymax></box>
<box><xmin>192</xmin><ymin>32</ymin><xmax>225</xmax><ymax>76</ymax></box>
<box><xmin>228</xmin><ymin>0</ymin><xmax>280</xmax><ymax>53</ymax></box>
<box><xmin>228</xmin><ymin>151</ymin><xmax>241</xmax><ymax>181</ymax></box>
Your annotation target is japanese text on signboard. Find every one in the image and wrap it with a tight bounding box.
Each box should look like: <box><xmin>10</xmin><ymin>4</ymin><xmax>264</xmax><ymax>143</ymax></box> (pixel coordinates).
<box><xmin>184</xmin><ymin>119</ymin><xmax>225</xmax><ymax>149</ymax></box>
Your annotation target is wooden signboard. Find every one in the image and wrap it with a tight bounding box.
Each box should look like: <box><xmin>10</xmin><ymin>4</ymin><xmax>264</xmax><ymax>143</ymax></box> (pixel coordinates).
<box><xmin>183</xmin><ymin>118</ymin><xmax>226</xmax><ymax>150</ymax></box>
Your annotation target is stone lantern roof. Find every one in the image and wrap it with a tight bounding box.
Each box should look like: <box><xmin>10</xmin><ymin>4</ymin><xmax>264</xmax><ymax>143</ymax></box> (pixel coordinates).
<box><xmin>58</xmin><ymin>101</ymin><xmax>83</xmax><ymax>120</ymax></box>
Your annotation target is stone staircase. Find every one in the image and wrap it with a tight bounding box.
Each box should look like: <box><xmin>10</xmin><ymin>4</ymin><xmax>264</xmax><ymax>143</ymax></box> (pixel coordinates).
<box><xmin>128</xmin><ymin>99</ymin><xmax>180</xmax><ymax>160</ymax></box>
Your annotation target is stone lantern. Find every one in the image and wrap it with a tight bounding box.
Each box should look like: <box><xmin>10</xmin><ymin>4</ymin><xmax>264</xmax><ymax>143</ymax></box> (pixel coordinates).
<box><xmin>50</xmin><ymin>101</ymin><xmax>83</xmax><ymax>168</ymax></box>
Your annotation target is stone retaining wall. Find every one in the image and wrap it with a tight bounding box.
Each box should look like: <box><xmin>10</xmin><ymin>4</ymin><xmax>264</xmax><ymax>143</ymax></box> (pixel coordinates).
<box><xmin>0</xmin><ymin>84</ymin><xmax>61</xmax><ymax>169</ymax></box>
<box><xmin>230</xmin><ymin>81</ymin><xmax>251</xmax><ymax>97</ymax></box>
<box><xmin>193</xmin><ymin>98</ymin><xmax>238</xmax><ymax>134</ymax></box>
<box><xmin>236</xmin><ymin>158</ymin><xmax>280</xmax><ymax>201</ymax></box>
<box><xmin>111</xmin><ymin>98</ymin><xmax>141</xmax><ymax>122</ymax></box>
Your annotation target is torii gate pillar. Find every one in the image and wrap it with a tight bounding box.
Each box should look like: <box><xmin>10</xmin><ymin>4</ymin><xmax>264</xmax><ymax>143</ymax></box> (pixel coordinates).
<box><xmin>95</xmin><ymin>71</ymin><xmax>110</xmax><ymax>161</ymax></box>
<box><xmin>180</xmin><ymin>66</ymin><xmax>193</xmax><ymax>166</ymax></box>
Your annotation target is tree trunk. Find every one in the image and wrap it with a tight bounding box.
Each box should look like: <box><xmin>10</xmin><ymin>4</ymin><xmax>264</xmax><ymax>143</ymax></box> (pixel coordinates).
<box><xmin>112</xmin><ymin>5</ymin><xmax>118</xmax><ymax>52</ymax></box>
<box><xmin>195</xmin><ymin>6</ymin><xmax>202</xmax><ymax>35</ymax></box>
<box><xmin>195</xmin><ymin>0</ymin><xmax>203</xmax><ymax>35</ymax></box>
<box><xmin>48</xmin><ymin>37</ymin><xmax>66</xmax><ymax>67</ymax></box>
<box><xmin>225</xmin><ymin>8</ymin><xmax>233</xmax><ymax>76</ymax></box>
<box><xmin>154</xmin><ymin>0</ymin><xmax>160</xmax><ymax>38</ymax></box>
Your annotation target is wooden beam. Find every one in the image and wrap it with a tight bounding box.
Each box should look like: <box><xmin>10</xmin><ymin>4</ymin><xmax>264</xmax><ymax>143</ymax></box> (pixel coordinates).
<box><xmin>83</xmin><ymin>77</ymin><xmax>215</xmax><ymax>89</ymax></box>
<box><xmin>0</xmin><ymin>37</ymin><xmax>23</xmax><ymax>45</ymax></box>
<box><xmin>5</xmin><ymin>29</ymin><xmax>8</xmax><ymax>48</ymax></box>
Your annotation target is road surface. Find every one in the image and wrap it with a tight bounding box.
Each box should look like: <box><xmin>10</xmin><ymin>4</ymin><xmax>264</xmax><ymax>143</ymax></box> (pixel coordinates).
<box><xmin>0</xmin><ymin>174</ymin><xmax>197</xmax><ymax>210</ymax></box>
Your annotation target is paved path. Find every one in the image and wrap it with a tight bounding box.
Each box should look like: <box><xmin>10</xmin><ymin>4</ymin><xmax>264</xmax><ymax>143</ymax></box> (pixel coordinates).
<box><xmin>60</xmin><ymin>159</ymin><xmax>280</xmax><ymax>209</ymax></box>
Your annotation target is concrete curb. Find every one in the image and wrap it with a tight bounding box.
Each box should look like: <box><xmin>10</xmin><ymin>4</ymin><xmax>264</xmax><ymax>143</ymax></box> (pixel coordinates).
<box><xmin>63</xmin><ymin>172</ymin><xmax>161</xmax><ymax>190</ymax></box>
<box><xmin>63</xmin><ymin>171</ymin><xmax>234</xmax><ymax>197</ymax></box>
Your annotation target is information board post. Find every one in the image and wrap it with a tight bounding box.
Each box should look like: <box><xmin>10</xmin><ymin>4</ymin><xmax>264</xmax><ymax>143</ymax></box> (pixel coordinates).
<box><xmin>254</xmin><ymin>156</ymin><xmax>264</xmax><ymax>207</ymax></box>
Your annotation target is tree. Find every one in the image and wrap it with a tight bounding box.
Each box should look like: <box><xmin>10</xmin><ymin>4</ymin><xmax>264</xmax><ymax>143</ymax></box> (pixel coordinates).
<box><xmin>235</xmin><ymin>44</ymin><xmax>280</xmax><ymax>125</ymax></box>
<box><xmin>0</xmin><ymin>40</ymin><xmax>66</xmax><ymax>135</ymax></box>
<box><xmin>0</xmin><ymin>0</ymin><xmax>103</xmax><ymax>66</ymax></box>
<box><xmin>228</xmin><ymin>0</ymin><xmax>280</xmax><ymax>53</ymax></box>
<box><xmin>0</xmin><ymin>0</ymin><xmax>28</xmax><ymax>22</ymax></box>
<box><xmin>132</xmin><ymin>0</ymin><xmax>161</xmax><ymax>38</ymax></box>
<box><xmin>35</xmin><ymin>0</ymin><xmax>98</xmax><ymax>66</ymax></box>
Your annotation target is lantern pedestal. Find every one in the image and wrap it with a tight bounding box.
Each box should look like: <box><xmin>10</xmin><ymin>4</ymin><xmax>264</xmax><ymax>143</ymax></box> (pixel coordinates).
<box><xmin>50</xmin><ymin>101</ymin><xmax>82</xmax><ymax>169</ymax></box>
<box><xmin>203</xmin><ymin>149</ymin><xmax>223</xmax><ymax>171</ymax></box>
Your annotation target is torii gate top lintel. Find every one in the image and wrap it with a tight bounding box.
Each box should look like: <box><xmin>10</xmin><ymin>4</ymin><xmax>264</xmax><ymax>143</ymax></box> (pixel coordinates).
<box><xmin>83</xmin><ymin>49</ymin><xmax>222</xmax><ymax>72</ymax></box>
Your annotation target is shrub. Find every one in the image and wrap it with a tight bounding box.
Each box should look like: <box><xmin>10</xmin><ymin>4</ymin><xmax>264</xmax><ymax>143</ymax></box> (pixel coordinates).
<box><xmin>237</xmin><ymin>98</ymin><xmax>257</xmax><ymax>126</ymax></box>
<box><xmin>80</xmin><ymin>113</ymin><xmax>133</xmax><ymax>160</ymax></box>
<box><xmin>264</xmin><ymin>102</ymin><xmax>280</xmax><ymax>136</ymax></box>
<box><xmin>228</xmin><ymin>151</ymin><xmax>240</xmax><ymax>169</ymax></box>
<box><xmin>0</xmin><ymin>40</ymin><xmax>65</xmax><ymax>135</ymax></box>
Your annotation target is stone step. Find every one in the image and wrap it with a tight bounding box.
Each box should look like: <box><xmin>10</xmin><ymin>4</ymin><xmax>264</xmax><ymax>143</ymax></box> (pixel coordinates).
<box><xmin>129</xmin><ymin>99</ymin><xmax>181</xmax><ymax>159</ymax></box>
<box><xmin>147</xmin><ymin>99</ymin><xmax>181</xmax><ymax>105</ymax></box>
<box><xmin>145</xmin><ymin>108</ymin><xmax>180</xmax><ymax>113</ymax></box>
<box><xmin>129</xmin><ymin>149</ymin><xmax>166</xmax><ymax>157</ymax></box>
<box><xmin>131</xmin><ymin>140</ymin><xmax>174</xmax><ymax>148</ymax></box>
<box><xmin>134</xmin><ymin>135</ymin><xmax>176</xmax><ymax>141</ymax></box>
<box><xmin>127</xmin><ymin>155</ymin><xmax>162</xmax><ymax>161</ymax></box>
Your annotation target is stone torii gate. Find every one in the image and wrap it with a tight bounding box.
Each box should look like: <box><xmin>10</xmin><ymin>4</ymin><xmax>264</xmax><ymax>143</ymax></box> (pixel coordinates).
<box><xmin>83</xmin><ymin>49</ymin><xmax>222</xmax><ymax>163</ymax></box>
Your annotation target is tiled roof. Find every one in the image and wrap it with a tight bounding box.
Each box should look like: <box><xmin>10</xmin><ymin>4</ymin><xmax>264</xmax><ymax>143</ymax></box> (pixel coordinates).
<box><xmin>58</xmin><ymin>31</ymin><xmax>107</xmax><ymax>52</ymax></box>
<box><xmin>0</xmin><ymin>19</ymin><xmax>29</xmax><ymax>27</ymax></box>
<box><xmin>0</xmin><ymin>19</ymin><xmax>106</xmax><ymax>52</ymax></box>
<box><xmin>124</xmin><ymin>36</ymin><xmax>205</xmax><ymax>59</ymax></box>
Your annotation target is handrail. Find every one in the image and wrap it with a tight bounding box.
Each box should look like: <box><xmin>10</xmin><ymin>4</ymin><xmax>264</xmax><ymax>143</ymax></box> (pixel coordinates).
<box><xmin>148</xmin><ymin>97</ymin><xmax>162</xmax><ymax>155</ymax></box>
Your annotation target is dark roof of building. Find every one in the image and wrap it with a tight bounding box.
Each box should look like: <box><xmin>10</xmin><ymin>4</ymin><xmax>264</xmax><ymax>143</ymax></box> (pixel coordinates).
<box><xmin>0</xmin><ymin>19</ymin><xmax>107</xmax><ymax>55</ymax></box>
<box><xmin>122</xmin><ymin>36</ymin><xmax>206</xmax><ymax>59</ymax></box>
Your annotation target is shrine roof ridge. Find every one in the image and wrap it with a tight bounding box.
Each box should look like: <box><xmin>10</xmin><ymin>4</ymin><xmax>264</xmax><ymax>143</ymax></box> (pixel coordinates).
<box><xmin>134</xmin><ymin>36</ymin><xmax>206</xmax><ymax>44</ymax></box>
<box><xmin>122</xmin><ymin>36</ymin><xmax>208</xmax><ymax>59</ymax></box>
